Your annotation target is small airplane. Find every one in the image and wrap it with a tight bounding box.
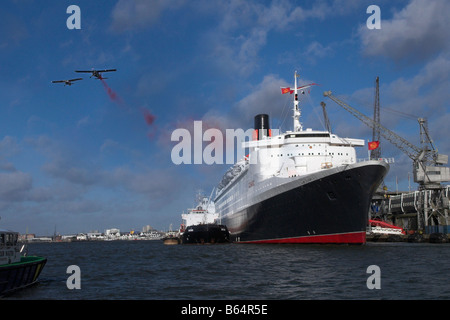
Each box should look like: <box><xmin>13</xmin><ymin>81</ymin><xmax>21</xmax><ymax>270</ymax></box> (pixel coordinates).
<box><xmin>51</xmin><ymin>78</ymin><xmax>83</xmax><ymax>86</ymax></box>
<box><xmin>75</xmin><ymin>69</ymin><xmax>117</xmax><ymax>80</ymax></box>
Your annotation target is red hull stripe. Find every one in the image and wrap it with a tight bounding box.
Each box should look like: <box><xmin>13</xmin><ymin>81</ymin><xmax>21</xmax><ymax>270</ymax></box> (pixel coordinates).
<box><xmin>239</xmin><ymin>231</ymin><xmax>366</xmax><ymax>244</ymax></box>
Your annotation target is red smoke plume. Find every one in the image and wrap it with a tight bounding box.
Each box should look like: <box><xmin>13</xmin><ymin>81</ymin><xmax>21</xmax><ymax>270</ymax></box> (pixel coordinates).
<box><xmin>141</xmin><ymin>107</ymin><xmax>157</xmax><ymax>139</ymax></box>
<box><xmin>100</xmin><ymin>78</ymin><xmax>123</xmax><ymax>106</ymax></box>
<box><xmin>98</xmin><ymin>77</ymin><xmax>157</xmax><ymax>140</ymax></box>
<box><xmin>142</xmin><ymin>108</ymin><xmax>156</xmax><ymax>126</ymax></box>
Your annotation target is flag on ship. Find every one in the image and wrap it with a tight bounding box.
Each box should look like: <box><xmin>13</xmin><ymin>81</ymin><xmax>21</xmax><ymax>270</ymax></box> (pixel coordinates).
<box><xmin>281</xmin><ymin>87</ymin><xmax>293</xmax><ymax>94</ymax></box>
<box><xmin>368</xmin><ymin>141</ymin><xmax>380</xmax><ymax>150</ymax></box>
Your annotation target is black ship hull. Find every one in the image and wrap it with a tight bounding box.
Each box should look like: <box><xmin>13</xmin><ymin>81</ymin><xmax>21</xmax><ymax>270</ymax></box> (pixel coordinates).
<box><xmin>0</xmin><ymin>256</ymin><xmax>47</xmax><ymax>296</ymax></box>
<box><xmin>220</xmin><ymin>161</ymin><xmax>388</xmax><ymax>244</ymax></box>
<box><xmin>181</xmin><ymin>224</ymin><xmax>230</xmax><ymax>244</ymax></box>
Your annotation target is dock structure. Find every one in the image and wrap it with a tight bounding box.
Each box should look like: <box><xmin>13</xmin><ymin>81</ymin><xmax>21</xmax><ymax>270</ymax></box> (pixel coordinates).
<box><xmin>369</xmin><ymin>185</ymin><xmax>450</xmax><ymax>240</ymax></box>
<box><xmin>386</xmin><ymin>186</ymin><xmax>450</xmax><ymax>234</ymax></box>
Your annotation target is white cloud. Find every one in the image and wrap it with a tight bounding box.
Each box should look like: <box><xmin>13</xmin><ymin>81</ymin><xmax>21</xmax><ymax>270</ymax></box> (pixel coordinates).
<box><xmin>100</xmin><ymin>139</ymin><xmax>119</xmax><ymax>153</ymax></box>
<box><xmin>202</xmin><ymin>0</ymin><xmax>339</xmax><ymax>76</ymax></box>
<box><xmin>233</xmin><ymin>74</ymin><xmax>288</xmax><ymax>124</ymax></box>
<box><xmin>110</xmin><ymin>0</ymin><xmax>185</xmax><ymax>32</ymax></box>
<box><xmin>301</xmin><ymin>41</ymin><xmax>335</xmax><ymax>65</ymax></box>
<box><xmin>0</xmin><ymin>135</ymin><xmax>21</xmax><ymax>158</ymax></box>
<box><xmin>0</xmin><ymin>171</ymin><xmax>32</xmax><ymax>201</ymax></box>
<box><xmin>77</xmin><ymin>116</ymin><xmax>90</xmax><ymax>128</ymax></box>
<box><xmin>359</xmin><ymin>0</ymin><xmax>450</xmax><ymax>64</ymax></box>
<box><xmin>382</xmin><ymin>54</ymin><xmax>450</xmax><ymax>120</ymax></box>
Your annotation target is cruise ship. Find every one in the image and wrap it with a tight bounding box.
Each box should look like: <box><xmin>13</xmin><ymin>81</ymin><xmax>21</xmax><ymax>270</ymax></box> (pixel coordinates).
<box><xmin>213</xmin><ymin>72</ymin><xmax>389</xmax><ymax>244</ymax></box>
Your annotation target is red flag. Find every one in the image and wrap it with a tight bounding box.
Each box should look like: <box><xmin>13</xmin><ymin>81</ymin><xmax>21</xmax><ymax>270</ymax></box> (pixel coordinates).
<box><xmin>368</xmin><ymin>141</ymin><xmax>380</xmax><ymax>150</ymax></box>
<box><xmin>281</xmin><ymin>87</ymin><xmax>291</xmax><ymax>94</ymax></box>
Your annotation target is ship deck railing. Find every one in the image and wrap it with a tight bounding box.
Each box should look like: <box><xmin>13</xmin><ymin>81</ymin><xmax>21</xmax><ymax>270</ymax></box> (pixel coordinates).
<box><xmin>357</xmin><ymin>157</ymin><xmax>395</xmax><ymax>164</ymax></box>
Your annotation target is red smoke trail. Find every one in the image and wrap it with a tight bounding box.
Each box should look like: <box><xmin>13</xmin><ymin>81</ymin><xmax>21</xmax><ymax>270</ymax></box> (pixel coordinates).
<box><xmin>142</xmin><ymin>108</ymin><xmax>156</xmax><ymax>126</ymax></box>
<box><xmin>98</xmin><ymin>76</ymin><xmax>157</xmax><ymax>140</ymax></box>
<box><xmin>100</xmin><ymin>78</ymin><xmax>124</xmax><ymax>106</ymax></box>
<box><xmin>141</xmin><ymin>107</ymin><xmax>157</xmax><ymax>139</ymax></box>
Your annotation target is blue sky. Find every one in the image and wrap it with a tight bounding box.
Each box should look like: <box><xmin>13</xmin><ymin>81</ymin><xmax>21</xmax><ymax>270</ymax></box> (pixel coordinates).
<box><xmin>1</xmin><ymin>0</ymin><xmax>449</xmax><ymax>235</ymax></box>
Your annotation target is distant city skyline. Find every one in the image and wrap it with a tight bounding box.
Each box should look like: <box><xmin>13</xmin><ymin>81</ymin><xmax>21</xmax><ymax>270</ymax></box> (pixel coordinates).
<box><xmin>19</xmin><ymin>223</ymin><xmax>163</xmax><ymax>237</ymax></box>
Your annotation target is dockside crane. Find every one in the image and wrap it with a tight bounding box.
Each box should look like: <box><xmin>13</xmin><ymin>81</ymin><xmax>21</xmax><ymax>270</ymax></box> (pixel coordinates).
<box><xmin>320</xmin><ymin>101</ymin><xmax>332</xmax><ymax>133</ymax></box>
<box><xmin>323</xmin><ymin>90</ymin><xmax>450</xmax><ymax>190</ymax></box>
<box><xmin>371</xmin><ymin>77</ymin><xmax>381</xmax><ymax>160</ymax></box>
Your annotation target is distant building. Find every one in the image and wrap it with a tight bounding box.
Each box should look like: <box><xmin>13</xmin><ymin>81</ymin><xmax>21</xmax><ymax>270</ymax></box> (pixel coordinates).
<box><xmin>106</xmin><ymin>228</ymin><xmax>120</xmax><ymax>234</ymax></box>
<box><xmin>87</xmin><ymin>232</ymin><xmax>103</xmax><ymax>240</ymax></box>
<box><xmin>76</xmin><ymin>233</ymin><xmax>87</xmax><ymax>241</ymax></box>
<box><xmin>105</xmin><ymin>228</ymin><xmax>120</xmax><ymax>239</ymax></box>
<box><xmin>62</xmin><ymin>235</ymin><xmax>77</xmax><ymax>241</ymax></box>
<box><xmin>142</xmin><ymin>225</ymin><xmax>155</xmax><ymax>232</ymax></box>
<box><xmin>32</xmin><ymin>237</ymin><xmax>52</xmax><ymax>242</ymax></box>
<box><xmin>19</xmin><ymin>234</ymin><xmax>35</xmax><ymax>241</ymax></box>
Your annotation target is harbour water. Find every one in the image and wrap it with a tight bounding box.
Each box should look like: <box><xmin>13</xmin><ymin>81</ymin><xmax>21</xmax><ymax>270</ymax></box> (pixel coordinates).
<box><xmin>4</xmin><ymin>240</ymin><xmax>450</xmax><ymax>302</ymax></box>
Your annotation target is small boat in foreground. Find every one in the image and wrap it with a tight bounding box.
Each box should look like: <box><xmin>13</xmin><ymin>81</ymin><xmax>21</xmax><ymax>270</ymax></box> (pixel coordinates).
<box><xmin>0</xmin><ymin>228</ymin><xmax>47</xmax><ymax>296</ymax></box>
<box><xmin>162</xmin><ymin>233</ymin><xmax>181</xmax><ymax>245</ymax></box>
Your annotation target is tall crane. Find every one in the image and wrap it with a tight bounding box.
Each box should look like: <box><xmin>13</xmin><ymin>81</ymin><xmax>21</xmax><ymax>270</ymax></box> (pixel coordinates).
<box><xmin>320</xmin><ymin>101</ymin><xmax>332</xmax><ymax>132</ymax></box>
<box><xmin>371</xmin><ymin>77</ymin><xmax>381</xmax><ymax>160</ymax></box>
<box><xmin>323</xmin><ymin>90</ymin><xmax>450</xmax><ymax>189</ymax></box>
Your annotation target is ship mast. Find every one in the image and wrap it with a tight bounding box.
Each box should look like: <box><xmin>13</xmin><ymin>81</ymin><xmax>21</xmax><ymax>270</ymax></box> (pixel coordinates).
<box><xmin>293</xmin><ymin>71</ymin><xmax>302</xmax><ymax>132</ymax></box>
<box><xmin>281</xmin><ymin>71</ymin><xmax>318</xmax><ymax>132</ymax></box>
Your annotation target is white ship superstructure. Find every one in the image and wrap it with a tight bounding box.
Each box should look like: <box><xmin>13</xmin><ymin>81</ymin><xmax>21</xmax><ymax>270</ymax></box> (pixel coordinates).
<box><xmin>182</xmin><ymin>195</ymin><xmax>218</xmax><ymax>227</ymax></box>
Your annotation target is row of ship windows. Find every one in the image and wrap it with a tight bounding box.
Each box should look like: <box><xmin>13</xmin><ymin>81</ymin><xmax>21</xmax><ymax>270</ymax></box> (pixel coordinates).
<box><xmin>292</xmin><ymin>144</ymin><xmax>347</xmax><ymax>147</ymax></box>
<box><xmin>271</xmin><ymin>152</ymin><xmax>349</xmax><ymax>157</ymax></box>
<box><xmin>0</xmin><ymin>233</ymin><xmax>18</xmax><ymax>246</ymax></box>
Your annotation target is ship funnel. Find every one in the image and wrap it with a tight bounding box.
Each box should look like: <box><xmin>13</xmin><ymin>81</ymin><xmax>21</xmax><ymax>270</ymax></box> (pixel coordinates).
<box><xmin>254</xmin><ymin>114</ymin><xmax>271</xmax><ymax>140</ymax></box>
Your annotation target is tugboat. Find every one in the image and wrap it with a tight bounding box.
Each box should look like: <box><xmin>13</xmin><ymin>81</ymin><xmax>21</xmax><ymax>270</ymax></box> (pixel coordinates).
<box><xmin>162</xmin><ymin>224</ymin><xmax>181</xmax><ymax>245</ymax></box>
<box><xmin>0</xmin><ymin>228</ymin><xmax>47</xmax><ymax>296</ymax></box>
<box><xmin>180</xmin><ymin>193</ymin><xmax>230</xmax><ymax>244</ymax></box>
